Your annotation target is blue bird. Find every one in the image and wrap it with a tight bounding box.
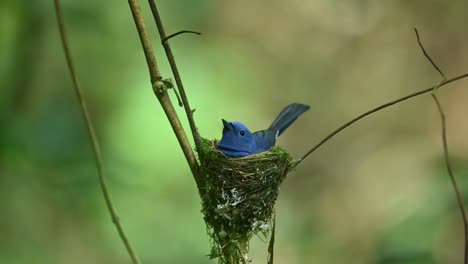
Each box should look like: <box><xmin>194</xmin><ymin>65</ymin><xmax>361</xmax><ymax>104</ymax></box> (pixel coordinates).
<box><xmin>217</xmin><ymin>103</ymin><xmax>310</xmax><ymax>157</ymax></box>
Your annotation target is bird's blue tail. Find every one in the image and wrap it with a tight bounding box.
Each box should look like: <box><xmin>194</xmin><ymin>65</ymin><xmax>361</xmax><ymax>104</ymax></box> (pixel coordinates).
<box><xmin>268</xmin><ymin>103</ymin><xmax>310</xmax><ymax>136</ymax></box>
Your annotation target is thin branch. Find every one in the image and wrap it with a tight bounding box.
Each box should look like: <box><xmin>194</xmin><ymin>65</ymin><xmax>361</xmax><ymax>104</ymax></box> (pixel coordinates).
<box><xmin>414</xmin><ymin>27</ymin><xmax>468</xmax><ymax>264</ymax></box>
<box><xmin>128</xmin><ymin>0</ymin><xmax>202</xmax><ymax>187</ymax></box>
<box><xmin>170</xmin><ymin>83</ymin><xmax>183</xmax><ymax>106</ymax></box>
<box><xmin>162</xmin><ymin>30</ymin><xmax>202</xmax><ymax>44</ymax></box>
<box><xmin>238</xmin><ymin>246</ymin><xmax>248</xmax><ymax>264</ymax></box>
<box><xmin>53</xmin><ymin>1</ymin><xmax>141</xmax><ymax>263</ymax></box>
<box><xmin>293</xmin><ymin>72</ymin><xmax>468</xmax><ymax>168</ymax></box>
<box><xmin>414</xmin><ymin>28</ymin><xmax>446</xmax><ymax>79</ymax></box>
<box><xmin>431</xmin><ymin>93</ymin><xmax>468</xmax><ymax>264</ymax></box>
<box><xmin>147</xmin><ymin>0</ymin><xmax>203</xmax><ymax>159</ymax></box>
<box><xmin>267</xmin><ymin>214</ymin><xmax>276</xmax><ymax>264</ymax></box>
<box><xmin>161</xmin><ymin>78</ymin><xmax>183</xmax><ymax>106</ymax></box>
<box><xmin>128</xmin><ymin>0</ymin><xmax>161</xmax><ymax>81</ymax></box>
<box><xmin>295</xmin><ymin>28</ymin><xmax>468</xmax><ymax>168</ymax></box>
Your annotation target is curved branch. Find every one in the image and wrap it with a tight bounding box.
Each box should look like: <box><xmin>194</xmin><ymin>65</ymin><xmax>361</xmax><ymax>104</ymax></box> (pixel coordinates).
<box><xmin>162</xmin><ymin>30</ymin><xmax>202</xmax><ymax>44</ymax></box>
<box><xmin>53</xmin><ymin>1</ymin><xmax>141</xmax><ymax>263</ymax></box>
<box><xmin>293</xmin><ymin>72</ymin><xmax>468</xmax><ymax>168</ymax></box>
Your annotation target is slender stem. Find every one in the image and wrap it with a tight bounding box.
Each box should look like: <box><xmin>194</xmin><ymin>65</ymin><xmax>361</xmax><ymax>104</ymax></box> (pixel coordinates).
<box><xmin>162</xmin><ymin>30</ymin><xmax>201</xmax><ymax>44</ymax></box>
<box><xmin>414</xmin><ymin>28</ymin><xmax>446</xmax><ymax>79</ymax></box>
<box><xmin>128</xmin><ymin>0</ymin><xmax>201</xmax><ymax>187</ymax></box>
<box><xmin>147</xmin><ymin>0</ymin><xmax>203</xmax><ymax>159</ymax></box>
<box><xmin>53</xmin><ymin>1</ymin><xmax>141</xmax><ymax>263</ymax></box>
<box><xmin>414</xmin><ymin>27</ymin><xmax>468</xmax><ymax>264</ymax></box>
<box><xmin>238</xmin><ymin>243</ymin><xmax>248</xmax><ymax>264</ymax></box>
<box><xmin>431</xmin><ymin>94</ymin><xmax>468</xmax><ymax>264</ymax></box>
<box><xmin>267</xmin><ymin>213</ymin><xmax>276</xmax><ymax>264</ymax></box>
<box><xmin>293</xmin><ymin>72</ymin><xmax>468</xmax><ymax>168</ymax></box>
<box><xmin>128</xmin><ymin>0</ymin><xmax>161</xmax><ymax>81</ymax></box>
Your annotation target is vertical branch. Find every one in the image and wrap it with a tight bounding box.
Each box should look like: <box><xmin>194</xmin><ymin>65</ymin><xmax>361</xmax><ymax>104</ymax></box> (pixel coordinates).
<box><xmin>128</xmin><ymin>0</ymin><xmax>202</xmax><ymax>187</ymax></box>
<box><xmin>431</xmin><ymin>94</ymin><xmax>468</xmax><ymax>263</ymax></box>
<box><xmin>147</xmin><ymin>0</ymin><xmax>203</xmax><ymax>157</ymax></box>
<box><xmin>267</xmin><ymin>213</ymin><xmax>276</xmax><ymax>264</ymax></box>
<box><xmin>53</xmin><ymin>1</ymin><xmax>141</xmax><ymax>263</ymax></box>
<box><xmin>414</xmin><ymin>27</ymin><xmax>467</xmax><ymax>263</ymax></box>
<box><xmin>128</xmin><ymin>0</ymin><xmax>161</xmax><ymax>81</ymax></box>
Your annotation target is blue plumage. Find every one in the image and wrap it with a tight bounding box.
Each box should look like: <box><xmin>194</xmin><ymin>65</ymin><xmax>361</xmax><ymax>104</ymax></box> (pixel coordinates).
<box><xmin>217</xmin><ymin>103</ymin><xmax>310</xmax><ymax>157</ymax></box>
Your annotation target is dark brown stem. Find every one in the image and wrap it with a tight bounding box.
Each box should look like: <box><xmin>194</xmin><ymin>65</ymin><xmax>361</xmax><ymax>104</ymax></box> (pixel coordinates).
<box><xmin>293</xmin><ymin>72</ymin><xmax>468</xmax><ymax>168</ymax></box>
<box><xmin>53</xmin><ymin>1</ymin><xmax>141</xmax><ymax>263</ymax></box>
<box><xmin>147</xmin><ymin>0</ymin><xmax>203</xmax><ymax>159</ymax></box>
<box><xmin>267</xmin><ymin>213</ymin><xmax>276</xmax><ymax>264</ymax></box>
<box><xmin>128</xmin><ymin>0</ymin><xmax>201</xmax><ymax>187</ymax></box>
<box><xmin>162</xmin><ymin>30</ymin><xmax>201</xmax><ymax>44</ymax></box>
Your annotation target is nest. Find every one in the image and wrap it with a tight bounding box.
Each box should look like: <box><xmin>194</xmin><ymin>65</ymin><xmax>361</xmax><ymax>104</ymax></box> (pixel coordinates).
<box><xmin>198</xmin><ymin>138</ymin><xmax>294</xmax><ymax>263</ymax></box>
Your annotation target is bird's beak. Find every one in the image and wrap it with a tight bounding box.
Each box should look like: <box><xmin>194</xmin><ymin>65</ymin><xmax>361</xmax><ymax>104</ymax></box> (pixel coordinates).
<box><xmin>222</xmin><ymin>119</ymin><xmax>230</xmax><ymax>129</ymax></box>
<box><xmin>222</xmin><ymin>119</ymin><xmax>235</xmax><ymax>131</ymax></box>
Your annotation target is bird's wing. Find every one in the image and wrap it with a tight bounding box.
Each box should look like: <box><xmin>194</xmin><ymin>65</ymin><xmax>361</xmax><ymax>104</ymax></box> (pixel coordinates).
<box><xmin>252</xmin><ymin>129</ymin><xmax>277</xmax><ymax>153</ymax></box>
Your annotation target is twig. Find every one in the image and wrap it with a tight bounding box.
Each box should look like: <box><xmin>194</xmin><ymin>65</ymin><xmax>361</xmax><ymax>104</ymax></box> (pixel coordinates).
<box><xmin>431</xmin><ymin>94</ymin><xmax>468</xmax><ymax>263</ymax></box>
<box><xmin>293</xmin><ymin>73</ymin><xmax>468</xmax><ymax>168</ymax></box>
<box><xmin>53</xmin><ymin>1</ymin><xmax>141</xmax><ymax>263</ymax></box>
<box><xmin>237</xmin><ymin>245</ymin><xmax>248</xmax><ymax>264</ymax></box>
<box><xmin>294</xmin><ymin>26</ymin><xmax>468</xmax><ymax>169</ymax></box>
<box><xmin>414</xmin><ymin>27</ymin><xmax>468</xmax><ymax>264</ymax></box>
<box><xmin>128</xmin><ymin>0</ymin><xmax>161</xmax><ymax>81</ymax></box>
<box><xmin>414</xmin><ymin>28</ymin><xmax>446</xmax><ymax>79</ymax></box>
<box><xmin>267</xmin><ymin>213</ymin><xmax>276</xmax><ymax>264</ymax></box>
<box><xmin>128</xmin><ymin>0</ymin><xmax>202</xmax><ymax>187</ymax></box>
<box><xmin>170</xmin><ymin>82</ymin><xmax>183</xmax><ymax>106</ymax></box>
<box><xmin>162</xmin><ymin>30</ymin><xmax>202</xmax><ymax>44</ymax></box>
<box><xmin>147</xmin><ymin>0</ymin><xmax>203</xmax><ymax>159</ymax></box>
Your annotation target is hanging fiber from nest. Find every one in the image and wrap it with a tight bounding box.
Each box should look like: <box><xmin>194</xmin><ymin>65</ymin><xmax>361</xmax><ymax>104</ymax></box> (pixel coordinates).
<box><xmin>198</xmin><ymin>138</ymin><xmax>294</xmax><ymax>263</ymax></box>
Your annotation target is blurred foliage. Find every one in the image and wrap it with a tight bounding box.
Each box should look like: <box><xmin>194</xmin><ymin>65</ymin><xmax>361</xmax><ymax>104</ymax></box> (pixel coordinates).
<box><xmin>1</xmin><ymin>0</ymin><xmax>468</xmax><ymax>263</ymax></box>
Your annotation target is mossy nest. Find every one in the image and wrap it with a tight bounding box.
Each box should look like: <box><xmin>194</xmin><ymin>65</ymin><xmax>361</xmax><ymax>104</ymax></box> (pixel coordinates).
<box><xmin>198</xmin><ymin>138</ymin><xmax>295</xmax><ymax>263</ymax></box>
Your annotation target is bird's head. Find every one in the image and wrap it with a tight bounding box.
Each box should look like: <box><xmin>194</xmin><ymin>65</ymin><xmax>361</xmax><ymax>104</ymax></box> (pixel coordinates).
<box><xmin>217</xmin><ymin>119</ymin><xmax>256</xmax><ymax>157</ymax></box>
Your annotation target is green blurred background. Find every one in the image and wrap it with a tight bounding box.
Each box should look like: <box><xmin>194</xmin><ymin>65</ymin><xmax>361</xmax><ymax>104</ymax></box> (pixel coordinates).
<box><xmin>1</xmin><ymin>0</ymin><xmax>468</xmax><ymax>263</ymax></box>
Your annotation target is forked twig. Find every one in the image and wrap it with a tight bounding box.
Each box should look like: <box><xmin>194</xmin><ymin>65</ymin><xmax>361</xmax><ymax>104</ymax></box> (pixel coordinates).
<box><xmin>293</xmin><ymin>72</ymin><xmax>468</xmax><ymax>168</ymax></box>
<box><xmin>128</xmin><ymin>0</ymin><xmax>201</xmax><ymax>187</ymax></box>
<box><xmin>53</xmin><ymin>1</ymin><xmax>141</xmax><ymax>263</ymax></box>
<box><xmin>147</xmin><ymin>0</ymin><xmax>203</xmax><ymax>158</ymax></box>
<box><xmin>294</xmin><ymin>28</ymin><xmax>468</xmax><ymax>168</ymax></box>
<box><xmin>294</xmin><ymin>29</ymin><xmax>468</xmax><ymax>260</ymax></box>
<box><xmin>415</xmin><ymin>27</ymin><xmax>468</xmax><ymax>264</ymax></box>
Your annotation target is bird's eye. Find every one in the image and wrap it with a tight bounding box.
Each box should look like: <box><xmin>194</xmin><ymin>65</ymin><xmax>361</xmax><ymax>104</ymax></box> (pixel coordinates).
<box><xmin>239</xmin><ymin>130</ymin><xmax>246</xmax><ymax>136</ymax></box>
